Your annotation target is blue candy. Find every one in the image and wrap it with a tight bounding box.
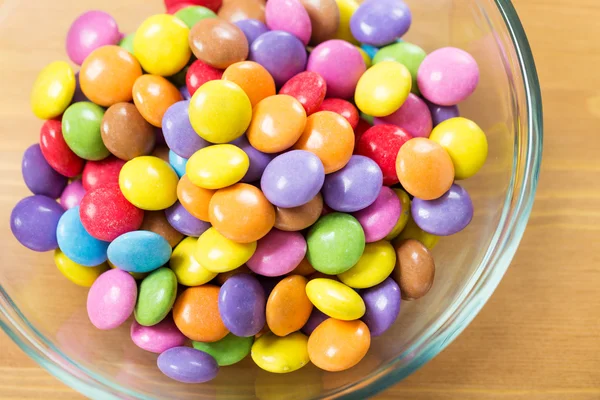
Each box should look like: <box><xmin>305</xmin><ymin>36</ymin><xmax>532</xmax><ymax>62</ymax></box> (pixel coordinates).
<box><xmin>108</xmin><ymin>231</ymin><xmax>172</xmax><ymax>273</ymax></box>
<box><xmin>56</xmin><ymin>207</ymin><xmax>109</xmax><ymax>266</ymax></box>
<box><xmin>169</xmin><ymin>150</ymin><xmax>188</xmax><ymax>178</ymax></box>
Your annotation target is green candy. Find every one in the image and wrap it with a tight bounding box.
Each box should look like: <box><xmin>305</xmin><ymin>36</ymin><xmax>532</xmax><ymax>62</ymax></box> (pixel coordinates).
<box><xmin>118</xmin><ymin>33</ymin><xmax>135</xmax><ymax>55</ymax></box>
<box><xmin>175</xmin><ymin>6</ymin><xmax>217</xmax><ymax>28</ymax></box>
<box><xmin>134</xmin><ymin>268</ymin><xmax>178</xmax><ymax>327</ymax></box>
<box><xmin>62</xmin><ymin>102</ymin><xmax>109</xmax><ymax>161</ymax></box>
<box><xmin>373</xmin><ymin>42</ymin><xmax>427</xmax><ymax>95</ymax></box>
<box><xmin>307</xmin><ymin>213</ymin><xmax>366</xmax><ymax>275</ymax></box>
<box><xmin>193</xmin><ymin>334</ymin><xmax>253</xmax><ymax>366</ymax></box>
<box><xmin>169</xmin><ymin>65</ymin><xmax>189</xmax><ymax>88</ymax></box>
<box><xmin>360</xmin><ymin>112</ymin><xmax>374</xmax><ymax>125</ymax></box>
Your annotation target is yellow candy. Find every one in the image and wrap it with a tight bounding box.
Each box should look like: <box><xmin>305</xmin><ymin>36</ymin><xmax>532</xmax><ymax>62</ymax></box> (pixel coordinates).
<box><xmin>338</xmin><ymin>241</ymin><xmax>396</xmax><ymax>289</ymax></box>
<box><xmin>170</xmin><ymin>237</ymin><xmax>217</xmax><ymax>286</ymax></box>
<box><xmin>186</xmin><ymin>144</ymin><xmax>249</xmax><ymax>189</ymax></box>
<box><xmin>355</xmin><ymin>61</ymin><xmax>412</xmax><ymax>117</ymax></box>
<box><xmin>385</xmin><ymin>189</ymin><xmax>411</xmax><ymax>240</ymax></box>
<box><xmin>189</xmin><ymin>80</ymin><xmax>252</xmax><ymax>143</ymax></box>
<box><xmin>194</xmin><ymin>228</ymin><xmax>256</xmax><ymax>273</ymax></box>
<box><xmin>305</xmin><ymin>278</ymin><xmax>365</xmax><ymax>320</ymax></box>
<box><xmin>251</xmin><ymin>332</ymin><xmax>309</xmax><ymax>374</ymax></box>
<box><xmin>108</xmin><ymin>260</ymin><xmax>148</xmax><ymax>280</ymax></box>
<box><xmin>395</xmin><ymin>218</ymin><xmax>440</xmax><ymax>250</ymax></box>
<box><xmin>429</xmin><ymin>117</ymin><xmax>488</xmax><ymax>180</ymax></box>
<box><xmin>356</xmin><ymin>46</ymin><xmax>372</xmax><ymax>68</ymax></box>
<box><xmin>334</xmin><ymin>0</ymin><xmax>359</xmax><ymax>44</ymax></box>
<box><xmin>133</xmin><ymin>14</ymin><xmax>191</xmax><ymax>76</ymax></box>
<box><xmin>119</xmin><ymin>156</ymin><xmax>179</xmax><ymax>211</ymax></box>
<box><xmin>31</xmin><ymin>61</ymin><xmax>75</xmax><ymax>119</ymax></box>
<box><xmin>54</xmin><ymin>249</ymin><xmax>108</xmax><ymax>287</ymax></box>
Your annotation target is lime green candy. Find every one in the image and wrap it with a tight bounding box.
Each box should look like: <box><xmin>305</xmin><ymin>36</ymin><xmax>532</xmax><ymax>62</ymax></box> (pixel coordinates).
<box><xmin>62</xmin><ymin>102</ymin><xmax>109</xmax><ymax>161</ymax></box>
<box><xmin>175</xmin><ymin>6</ymin><xmax>217</xmax><ymax>28</ymax></box>
<box><xmin>134</xmin><ymin>268</ymin><xmax>178</xmax><ymax>326</ymax></box>
<box><xmin>193</xmin><ymin>333</ymin><xmax>253</xmax><ymax>366</ymax></box>
<box><xmin>373</xmin><ymin>42</ymin><xmax>427</xmax><ymax>95</ymax></box>
<box><xmin>307</xmin><ymin>213</ymin><xmax>365</xmax><ymax>275</ymax></box>
<box><xmin>118</xmin><ymin>33</ymin><xmax>135</xmax><ymax>55</ymax></box>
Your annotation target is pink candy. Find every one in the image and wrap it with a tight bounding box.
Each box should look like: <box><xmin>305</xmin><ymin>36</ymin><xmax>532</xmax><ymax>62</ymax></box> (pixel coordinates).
<box><xmin>60</xmin><ymin>179</ymin><xmax>87</xmax><ymax>210</ymax></box>
<box><xmin>266</xmin><ymin>0</ymin><xmax>313</xmax><ymax>46</ymax></box>
<box><xmin>247</xmin><ymin>229</ymin><xmax>307</xmax><ymax>276</ymax></box>
<box><xmin>374</xmin><ymin>93</ymin><xmax>433</xmax><ymax>138</ymax></box>
<box><xmin>66</xmin><ymin>11</ymin><xmax>121</xmax><ymax>66</ymax></box>
<box><xmin>130</xmin><ymin>317</ymin><xmax>187</xmax><ymax>354</ymax></box>
<box><xmin>87</xmin><ymin>269</ymin><xmax>137</xmax><ymax>330</ymax></box>
<box><xmin>353</xmin><ymin>187</ymin><xmax>401</xmax><ymax>243</ymax></box>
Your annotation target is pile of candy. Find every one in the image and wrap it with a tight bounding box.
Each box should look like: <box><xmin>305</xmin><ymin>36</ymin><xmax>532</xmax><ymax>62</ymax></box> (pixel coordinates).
<box><xmin>11</xmin><ymin>0</ymin><xmax>488</xmax><ymax>384</ymax></box>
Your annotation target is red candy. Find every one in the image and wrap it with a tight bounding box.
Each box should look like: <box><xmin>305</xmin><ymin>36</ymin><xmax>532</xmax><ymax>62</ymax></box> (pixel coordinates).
<box><xmin>39</xmin><ymin>119</ymin><xmax>85</xmax><ymax>178</ymax></box>
<box><xmin>355</xmin><ymin>124</ymin><xmax>412</xmax><ymax>186</ymax></box>
<box><xmin>82</xmin><ymin>156</ymin><xmax>126</xmax><ymax>191</ymax></box>
<box><xmin>80</xmin><ymin>184</ymin><xmax>144</xmax><ymax>241</ymax></box>
<box><xmin>354</xmin><ymin>118</ymin><xmax>372</xmax><ymax>147</ymax></box>
<box><xmin>279</xmin><ymin>71</ymin><xmax>327</xmax><ymax>115</ymax></box>
<box><xmin>165</xmin><ymin>0</ymin><xmax>223</xmax><ymax>13</ymax></box>
<box><xmin>186</xmin><ymin>60</ymin><xmax>224</xmax><ymax>96</ymax></box>
<box><xmin>318</xmin><ymin>98</ymin><xmax>359</xmax><ymax>129</ymax></box>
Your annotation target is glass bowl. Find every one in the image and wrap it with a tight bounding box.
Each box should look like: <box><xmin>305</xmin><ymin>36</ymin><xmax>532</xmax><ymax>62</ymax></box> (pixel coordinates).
<box><xmin>0</xmin><ymin>0</ymin><xmax>542</xmax><ymax>398</ymax></box>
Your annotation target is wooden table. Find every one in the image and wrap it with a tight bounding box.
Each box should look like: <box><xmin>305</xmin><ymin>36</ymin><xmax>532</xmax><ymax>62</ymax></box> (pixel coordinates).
<box><xmin>2</xmin><ymin>0</ymin><xmax>599</xmax><ymax>399</ymax></box>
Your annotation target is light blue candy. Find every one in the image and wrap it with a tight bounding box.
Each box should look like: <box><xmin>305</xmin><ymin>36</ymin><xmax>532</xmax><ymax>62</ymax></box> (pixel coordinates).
<box><xmin>169</xmin><ymin>150</ymin><xmax>188</xmax><ymax>178</ymax></box>
<box><xmin>108</xmin><ymin>231</ymin><xmax>172</xmax><ymax>273</ymax></box>
<box><xmin>361</xmin><ymin>43</ymin><xmax>379</xmax><ymax>60</ymax></box>
<box><xmin>56</xmin><ymin>207</ymin><xmax>109</xmax><ymax>266</ymax></box>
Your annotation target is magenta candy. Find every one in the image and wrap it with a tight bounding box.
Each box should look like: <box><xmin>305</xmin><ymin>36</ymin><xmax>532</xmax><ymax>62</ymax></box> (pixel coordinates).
<box><xmin>266</xmin><ymin>0</ymin><xmax>312</xmax><ymax>46</ymax></box>
<box><xmin>60</xmin><ymin>180</ymin><xmax>87</xmax><ymax>210</ymax></box>
<box><xmin>307</xmin><ymin>40</ymin><xmax>366</xmax><ymax>99</ymax></box>
<box><xmin>353</xmin><ymin>187</ymin><xmax>401</xmax><ymax>243</ymax></box>
<box><xmin>417</xmin><ymin>47</ymin><xmax>480</xmax><ymax>106</ymax></box>
<box><xmin>374</xmin><ymin>93</ymin><xmax>433</xmax><ymax>138</ymax></box>
<box><xmin>247</xmin><ymin>229</ymin><xmax>307</xmax><ymax>277</ymax></box>
<box><xmin>130</xmin><ymin>317</ymin><xmax>187</xmax><ymax>354</ymax></box>
<box><xmin>22</xmin><ymin>144</ymin><xmax>68</xmax><ymax>198</ymax></box>
<box><xmin>87</xmin><ymin>269</ymin><xmax>137</xmax><ymax>330</ymax></box>
<box><xmin>66</xmin><ymin>11</ymin><xmax>121</xmax><ymax>65</ymax></box>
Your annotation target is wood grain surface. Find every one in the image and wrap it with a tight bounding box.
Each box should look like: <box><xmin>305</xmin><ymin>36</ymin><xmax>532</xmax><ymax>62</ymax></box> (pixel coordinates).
<box><xmin>1</xmin><ymin>0</ymin><xmax>599</xmax><ymax>399</ymax></box>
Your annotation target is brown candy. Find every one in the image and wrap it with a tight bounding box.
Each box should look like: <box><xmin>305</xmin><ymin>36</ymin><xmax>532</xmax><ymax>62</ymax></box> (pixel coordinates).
<box><xmin>151</xmin><ymin>145</ymin><xmax>171</xmax><ymax>163</ymax></box>
<box><xmin>275</xmin><ymin>194</ymin><xmax>323</xmax><ymax>231</ymax></box>
<box><xmin>189</xmin><ymin>18</ymin><xmax>249</xmax><ymax>69</ymax></box>
<box><xmin>139</xmin><ymin>211</ymin><xmax>184</xmax><ymax>248</ymax></box>
<box><xmin>101</xmin><ymin>103</ymin><xmax>156</xmax><ymax>161</ymax></box>
<box><xmin>300</xmin><ymin>0</ymin><xmax>340</xmax><ymax>45</ymax></box>
<box><xmin>392</xmin><ymin>239</ymin><xmax>435</xmax><ymax>300</ymax></box>
<box><xmin>218</xmin><ymin>0</ymin><xmax>266</xmax><ymax>23</ymax></box>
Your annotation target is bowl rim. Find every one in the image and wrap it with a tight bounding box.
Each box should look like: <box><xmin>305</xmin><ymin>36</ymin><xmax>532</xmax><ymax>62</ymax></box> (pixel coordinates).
<box><xmin>0</xmin><ymin>0</ymin><xmax>543</xmax><ymax>398</ymax></box>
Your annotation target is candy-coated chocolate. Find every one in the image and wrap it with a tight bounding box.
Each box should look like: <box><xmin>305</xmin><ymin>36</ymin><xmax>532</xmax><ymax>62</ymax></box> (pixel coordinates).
<box><xmin>305</xmin><ymin>279</ymin><xmax>365</xmax><ymax>320</ymax></box>
<box><xmin>168</xmin><ymin>151</ymin><xmax>188</xmax><ymax>178</ymax></box>
<box><xmin>333</xmin><ymin>0</ymin><xmax>359</xmax><ymax>44</ymax></box>
<box><xmin>412</xmin><ymin>183</ymin><xmax>474</xmax><ymax>236</ymax></box>
<box><xmin>39</xmin><ymin>119</ymin><xmax>84</xmax><ymax>178</ymax></box>
<box><xmin>81</xmin><ymin>157</ymin><xmax>124</xmax><ymax>191</ymax></box>
<box><xmin>235</xmin><ymin>19</ymin><xmax>269</xmax><ymax>45</ymax></box>
<box><xmin>195</xmin><ymin>228</ymin><xmax>257</xmax><ymax>273</ymax></box>
<box><xmin>392</xmin><ymin>239</ymin><xmax>435</xmax><ymax>300</ymax></box>
<box><xmin>275</xmin><ymin>194</ymin><xmax>323</xmax><ymax>232</ymax></box>
<box><xmin>355</xmin><ymin>61</ymin><xmax>412</xmax><ymax>117</ymax></box>
<box><xmin>301</xmin><ymin>308</ymin><xmax>328</xmax><ymax>335</ymax></box>
<box><xmin>279</xmin><ymin>72</ymin><xmax>327</xmax><ymax>115</ymax></box>
<box><xmin>163</xmin><ymin>101</ymin><xmax>211</xmax><ymax>158</ymax></box>
<box><xmin>134</xmin><ymin>14</ymin><xmax>191</xmax><ymax>76</ymax></box>
<box><xmin>299</xmin><ymin>0</ymin><xmax>339</xmax><ymax>45</ymax></box>
<box><xmin>80</xmin><ymin>46</ymin><xmax>142</xmax><ymax>107</ymax></box>
<box><xmin>133</xmin><ymin>75</ymin><xmax>183</xmax><ymax>128</ymax></box>
<box><xmin>108</xmin><ymin>231</ymin><xmax>172</xmax><ymax>273</ymax></box>
<box><xmin>119</xmin><ymin>156</ymin><xmax>179</xmax><ymax>210</ymax></box>
<box><xmin>22</xmin><ymin>144</ymin><xmax>67</xmax><ymax>198</ymax></box>
<box><xmin>426</xmin><ymin>100</ymin><xmax>460</xmax><ymax>126</ymax></box>
<box><xmin>186</xmin><ymin>60</ymin><xmax>224</xmax><ymax>97</ymax></box>
<box><xmin>87</xmin><ymin>269</ymin><xmax>137</xmax><ymax>330</ymax></box>
<box><xmin>31</xmin><ymin>61</ymin><xmax>75</xmax><ymax>120</ymax></box>
<box><xmin>11</xmin><ymin>196</ymin><xmax>63</xmax><ymax>252</ymax></box>
<box><xmin>247</xmin><ymin>230</ymin><xmax>307</xmax><ymax>277</ymax></box>
<box><xmin>166</xmin><ymin>201</ymin><xmax>211</xmax><ymax>237</ymax></box>
<box><xmin>131</xmin><ymin>317</ymin><xmax>187</xmax><ymax>354</ymax></box>
<box><xmin>350</xmin><ymin>0</ymin><xmax>411</xmax><ymax>46</ymax></box>
<box><xmin>318</xmin><ymin>98</ymin><xmax>359</xmax><ymax>129</ymax></box>
<box><xmin>189</xmin><ymin>18</ymin><xmax>249</xmax><ymax>69</ymax></box>
<box><xmin>108</xmin><ymin>259</ymin><xmax>148</xmax><ymax>281</ymax></box>
<box><xmin>251</xmin><ymin>332</ymin><xmax>309</xmax><ymax>373</ymax></box>
<box><xmin>374</xmin><ymin>93</ymin><xmax>432</xmax><ymax>138</ymax></box>
<box><xmin>385</xmin><ymin>188</ymin><xmax>411</xmax><ymax>240</ymax></box>
<box><xmin>215</xmin><ymin>264</ymin><xmax>253</xmax><ymax>285</ymax></box>
<box><xmin>308</xmin><ymin>319</ymin><xmax>370</xmax><ymax>371</ymax></box>
<box><xmin>193</xmin><ymin>333</ymin><xmax>253</xmax><ymax>366</ymax></box>
<box><xmin>60</xmin><ymin>180</ymin><xmax>86</xmax><ymax>210</ymax></box>
<box><xmin>266</xmin><ymin>0</ymin><xmax>312</xmax><ymax>45</ymax></box>
<box><xmin>361</xmin><ymin>278</ymin><xmax>401</xmax><ymax>337</ymax></box>
<box><xmin>187</xmin><ymin>145</ymin><xmax>250</xmax><ymax>189</ymax></box>
<box><xmin>72</xmin><ymin>72</ymin><xmax>89</xmax><ymax>103</ymax></box>
<box><xmin>54</xmin><ymin>249</ymin><xmax>108</xmax><ymax>287</ymax></box>
<box><xmin>157</xmin><ymin>347</ymin><xmax>219</xmax><ymax>383</ymax></box>
<box><xmin>222</xmin><ymin>61</ymin><xmax>276</xmax><ymax>107</ymax></box>
<box><xmin>373</xmin><ymin>41</ymin><xmax>427</xmax><ymax>95</ymax></box>
<box><xmin>66</xmin><ymin>11</ymin><xmax>121</xmax><ymax>65</ymax></box>
<box><xmin>357</xmin><ymin>46</ymin><xmax>373</xmax><ymax>69</ymax></box>
<box><xmin>175</xmin><ymin>5</ymin><xmax>217</xmax><ymax>28</ymax></box>
<box><xmin>118</xmin><ymin>33</ymin><xmax>135</xmax><ymax>55</ymax></box>
<box><xmin>293</xmin><ymin>111</ymin><xmax>354</xmax><ymax>174</ymax></box>
<box><xmin>140</xmin><ymin>211</ymin><xmax>184</xmax><ymax>248</ymax></box>
<box><xmin>165</xmin><ymin>0</ymin><xmax>223</xmax><ymax>13</ymax></box>
<box><xmin>338</xmin><ymin>241</ymin><xmax>396</xmax><ymax>289</ymax></box>
<box><xmin>231</xmin><ymin>135</ymin><xmax>275</xmax><ymax>183</ymax></box>
<box><xmin>396</xmin><ymin>138</ymin><xmax>455</xmax><ymax>200</ymax></box>
<box><xmin>219</xmin><ymin>274</ymin><xmax>266</xmax><ymax>337</ymax></box>
<box><xmin>135</xmin><ymin>268</ymin><xmax>178</xmax><ymax>326</ymax></box>
<box><xmin>62</xmin><ymin>102</ymin><xmax>109</xmax><ymax>161</ymax></box>
<box><xmin>177</xmin><ymin>175</ymin><xmax>215</xmax><ymax>222</ymax></box>
<box><xmin>173</xmin><ymin>285</ymin><xmax>229</xmax><ymax>342</ymax></box>
<box><xmin>56</xmin><ymin>207</ymin><xmax>108</xmax><ymax>266</ymax></box>
<box><xmin>219</xmin><ymin>0</ymin><xmax>266</xmax><ymax>23</ymax></box>
<box><xmin>354</xmin><ymin>117</ymin><xmax>372</xmax><ymax>146</ymax></box>
<box><xmin>249</xmin><ymin>31</ymin><xmax>307</xmax><ymax>87</ymax></box>
<box><xmin>266</xmin><ymin>275</ymin><xmax>312</xmax><ymax>336</ymax></box>
<box><xmin>395</xmin><ymin>217</ymin><xmax>440</xmax><ymax>250</ymax></box>
<box><xmin>101</xmin><ymin>102</ymin><xmax>156</xmax><ymax>160</ymax></box>
<box><xmin>170</xmin><ymin>237</ymin><xmax>217</xmax><ymax>286</ymax></box>
<box><xmin>152</xmin><ymin>145</ymin><xmax>171</xmax><ymax>162</ymax></box>
<box><xmin>306</xmin><ymin>213</ymin><xmax>365</xmax><ymax>275</ymax></box>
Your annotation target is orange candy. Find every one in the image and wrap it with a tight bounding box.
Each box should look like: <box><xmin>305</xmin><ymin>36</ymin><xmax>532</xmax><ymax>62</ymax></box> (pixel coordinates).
<box><xmin>209</xmin><ymin>183</ymin><xmax>276</xmax><ymax>243</ymax></box>
<box><xmin>222</xmin><ymin>61</ymin><xmax>276</xmax><ymax>107</ymax></box>
<box><xmin>132</xmin><ymin>75</ymin><xmax>183</xmax><ymax>127</ymax></box>
<box><xmin>266</xmin><ymin>275</ymin><xmax>313</xmax><ymax>337</ymax></box>
<box><xmin>293</xmin><ymin>111</ymin><xmax>354</xmax><ymax>173</ymax></box>
<box><xmin>177</xmin><ymin>174</ymin><xmax>215</xmax><ymax>222</ymax></box>
<box><xmin>307</xmin><ymin>319</ymin><xmax>371</xmax><ymax>372</ymax></box>
<box><xmin>80</xmin><ymin>46</ymin><xmax>142</xmax><ymax>107</ymax></box>
<box><xmin>291</xmin><ymin>258</ymin><xmax>316</xmax><ymax>277</ymax></box>
<box><xmin>396</xmin><ymin>138</ymin><xmax>455</xmax><ymax>200</ymax></box>
<box><xmin>247</xmin><ymin>95</ymin><xmax>307</xmax><ymax>153</ymax></box>
<box><xmin>215</xmin><ymin>265</ymin><xmax>253</xmax><ymax>285</ymax></box>
<box><xmin>172</xmin><ymin>285</ymin><xmax>229</xmax><ymax>342</ymax></box>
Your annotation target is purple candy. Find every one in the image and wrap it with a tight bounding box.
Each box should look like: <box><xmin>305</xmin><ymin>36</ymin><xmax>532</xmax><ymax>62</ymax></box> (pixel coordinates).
<box><xmin>162</xmin><ymin>101</ymin><xmax>211</xmax><ymax>158</ymax></box>
<box><xmin>301</xmin><ymin>308</ymin><xmax>328</xmax><ymax>335</ymax></box>
<box><xmin>231</xmin><ymin>135</ymin><xmax>275</xmax><ymax>183</ymax></box>
<box><xmin>411</xmin><ymin>183</ymin><xmax>474</xmax><ymax>236</ymax></box>
<box><xmin>179</xmin><ymin>86</ymin><xmax>191</xmax><ymax>100</ymax></box>
<box><xmin>350</xmin><ymin>0</ymin><xmax>412</xmax><ymax>47</ymax></box>
<box><xmin>425</xmin><ymin>99</ymin><xmax>460</xmax><ymax>127</ymax></box>
<box><xmin>250</xmin><ymin>31</ymin><xmax>308</xmax><ymax>87</ymax></box>
<box><xmin>261</xmin><ymin>150</ymin><xmax>325</xmax><ymax>208</ymax></box>
<box><xmin>361</xmin><ymin>278</ymin><xmax>401</xmax><ymax>337</ymax></box>
<box><xmin>235</xmin><ymin>19</ymin><xmax>269</xmax><ymax>46</ymax></box>
<box><xmin>66</xmin><ymin>10</ymin><xmax>121</xmax><ymax>65</ymax></box>
<box><xmin>218</xmin><ymin>274</ymin><xmax>266</xmax><ymax>337</ymax></box>
<box><xmin>258</xmin><ymin>276</ymin><xmax>281</xmax><ymax>298</ymax></box>
<box><xmin>60</xmin><ymin>179</ymin><xmax>86</xmax><ymax>210</ymax></box>
<box><xmin>73</xmin><ymin>72</ymin><xmax>89</xmax><ymax>103</ymax></box>
<box><xmin>157</xmin><ymin>347</ymin><xmax>219</xmax><ymax>383</ymax></box>
<box><xmin>22</xmin><ymin>144</ymin><xmax>67</xmax><ymax>198</ymax></box>
<box><xmin>374</xmin><ymin>94</ymin><xmax>433</xmax><ymax>138</ymax></box>
<box><xmin>10</xmin><ymin>195</ymin><xmax>64</xmax><ymax>252</ymax></box>
<box><xmin>322</xmin><ymin>155</ymin><xmax>383</xmax><ymax>213</ymax></box>
<box><xmin>165</xmin><ymin>202</ymin><xmax>211</xmax><ymax>237</ymax></box>
<box><xmin>353</xmin><ymin>187</ymin><xmax>402</xmax><ymax>243</ymax></box>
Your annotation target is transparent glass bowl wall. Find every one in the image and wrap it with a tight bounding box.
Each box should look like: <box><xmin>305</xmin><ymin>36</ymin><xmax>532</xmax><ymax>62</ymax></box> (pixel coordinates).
<box><xmin>0</xmin><ymin>0</ymin><xmax>542</xmax><ymax>399</ymax></box>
